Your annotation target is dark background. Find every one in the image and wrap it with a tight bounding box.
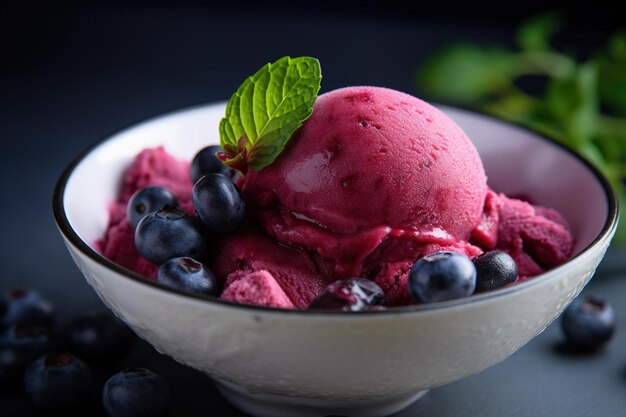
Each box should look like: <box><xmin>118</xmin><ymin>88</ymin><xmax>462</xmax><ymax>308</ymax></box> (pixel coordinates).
<box><xmin>1</xmin><ymin>1</ymin><xmax>625</xmax><ymax>416</ymax></box>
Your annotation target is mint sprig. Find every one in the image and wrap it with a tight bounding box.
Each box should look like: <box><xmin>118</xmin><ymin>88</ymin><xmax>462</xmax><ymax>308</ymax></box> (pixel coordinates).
<box><xmin>218</xmin><ymin>56</ymin><xmax>322</xmax><ymax>173</ymax></box>
<box><xmin>417</xmin><ymin>14</ymin><xmax>626</xmax><ymax>245</ymax></box>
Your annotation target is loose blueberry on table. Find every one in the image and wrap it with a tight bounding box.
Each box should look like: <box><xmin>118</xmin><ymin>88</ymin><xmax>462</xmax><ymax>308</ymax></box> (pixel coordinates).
<box><xmin>157</xmin><ymin>256</ymin><xmax>219</xmax><ymax>296</ymax></box>
<box><xmin>0</xmin><ymin>323</ymin><xmax>60</xmax><ymax>367</ymax></box>
<box><xmin>560</xmin><ymin>295</ymin><xmax>615</xmax><ymax>352</ymax></box>
<box><xmin>127</xmin><ymin>186</ymin><xmax>179</xmax><ymax>228</ymax></box>
<box><xmin>103</xmin><ymin>368</ymin><xmax>171</xmax><ymax>417</ymax></box>
<box><xmin>135</xmin><ymin>206</ymin><xmax>209</xmax><ymax>265</ymax></box>
<box><xmin>65</xmin><ymin>310</ymin><xmax>136</xmax><ymax>363</ymax></box>
<box><xmin>0</xmin><ymin>286</ymin><xmax>172</xmax><ymax>416</ymax></box>
<box><xmin>24</xmin><ymin>353</ymin><xmax>93</xmax><ymax>412</ymax></box>
<box><xmin>0</xmin><ymin>345</ymin><xmax>23</xmax><ymax>386</ymax></box>
<box><xmin>408</xmin><ymin>251</ymin><xmax>477</xmax><ymax>303</ymax></box>
<box><xmin>1</xmin><ymin>288</ymin><xmax>54</xmax><ymax>330</ymax></box>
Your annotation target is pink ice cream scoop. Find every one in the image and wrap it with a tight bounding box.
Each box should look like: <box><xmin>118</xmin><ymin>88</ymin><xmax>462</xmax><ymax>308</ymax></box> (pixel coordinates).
<box><xmin>242</xmin><ymin>86</ymin><xmax>488</xmax><ymax>280</ymax></box>
<box><xmin>96</xmin><ymin>147</ymin><xmax>194</xmax><ymax>278</ymax></box>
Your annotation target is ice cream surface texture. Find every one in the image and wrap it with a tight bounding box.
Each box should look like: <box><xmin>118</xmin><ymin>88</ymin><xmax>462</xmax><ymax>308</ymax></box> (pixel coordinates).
<box><xmin>245</xmin><ymin>88</ymin><xmax>487</xmax><ymax>263</ymax></box>
<box><xmin>98</xmin><ymin>86</ymin><xmax>574</xmax><ymax>308</ymax></box>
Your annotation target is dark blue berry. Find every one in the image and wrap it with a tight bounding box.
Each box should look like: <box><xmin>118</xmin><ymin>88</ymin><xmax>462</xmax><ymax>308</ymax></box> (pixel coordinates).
<box><xmin>308</xmin><ymin>278</ymin><xmax>385</xmax><ymax>311</ymax></box>
<box><xmin>561</xmin><ymin>295</ymin><xmax>615</xmax><ymax>351</ymax></box>
<box><xmin>24</xmin><ymin>353</ymin><xmax>93</xmax><ymax>411</ymax></box>
<box><xmin>127</xmin><ymin>187</ymin><xmax>179</xmax><ymax>228</ymax></box>
<box><xmin>408</xmin><ymin>251</ymin><xmax>476</xmax><ymax>303</ymax></box>
<box><xmin>66</xmin><ymin>310</ymin><xmax>136</xmax><ymax>363</ymax></box>
<box><xmin>157</xmin><ymin>257</ymin><xmax>218</xmax><ymax>296</ymax></box>
<box><xmin>0</xmin><ymin>346</ymin><xmax>24</xmax><ymax>386</ymax></box>
<box><xmin>190</xmin><ymin>145</ymin><xmax>236</xmax><ymax>183</ymax></box>
<box><xmin>1</xmin><ymin>288</ymin><xmax>54</xmax><ymax>331</ymax></box>
<box><xmin>192</xmin><ymin>173</ymin><xmax>245</xmax><ymax>234</ymax></box>
<box><xmin>0</xmin><ymin>324</ymin><xmax>61</xmax><ymax>366</ymax></box>
<box><xmin>103</xmin><ymin>368</ymin><xmax>170</xmax><ymax>417</ymax></box>
<box><xmin>473</xmin><ymin>251</ymin><xmax>518</xmax><ymax>292</ymax></box>
<box><xmin>135</xmin><ymin>206</ymin><xmax>209</xmax><ymax>265</ymax></box>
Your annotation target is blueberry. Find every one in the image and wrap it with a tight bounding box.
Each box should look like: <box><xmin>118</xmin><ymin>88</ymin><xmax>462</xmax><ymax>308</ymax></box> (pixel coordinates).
<box><xmin>0</xmin><ymin>324</ymin><xmax>61</xmax><ymax>366</ymax></box>
<box><xmin>192</xmin><ymin>173</ymin><xmax>245</xmax><ymax>234</ymax></box>
<box><xmin>190</xmin><ymin>145</ymin><xmax>236</xmax><ymax>183</ymax></box>
<box><xmin>135</xmin><ymin>206</ymin><xmax>210</xmax><ymax>265</ymax></box>
<box><xmin>103</xmin><ymin>368</ymin><xmax>170</xmax><ymax>417</ymax></box>
<box><xmin>408</xmin><ymin>251</ymin><xmax>476</xmax><ymax>303</ymax></box>
<box><xmin>66</xmin><ymin>310</ymin><xmax>136</xmax><ymax>363</ymax></box>
<box><xmin>561</xmin><ymin>295</ymin><xmax>615</xmax><ymax>352</ymax></box>
<box><xmin>157</xmin><ymin>257</ymin><xmax>218</xmax><ymax>296</ymax></box>
<box><xmin>1</xmin><ymin>288</ymin><xmax>54</xmax><ymax>331</ymax></box>
<box><xmin>24</xmin><ymin>353</ymin><xmax>93</xmax><ymax>411</ymax></box>
<box><xmin>127</xmin><ymin>186</ymin><xmax>179</xmax><ymax>228</ymax></box>
<box><xmin>0</xmin><ymin>346</ymin><xmax>24</xmax><ymax>386</ymax></box>
<box><xmin>473</xmin><ymin>251</ymin><xmax>518</xmax><ymax>292</ymax></box>
<box><xmin>308</xmin><ymin>278</ymin><xmax>385</xmax><ymax>311</ymax></box>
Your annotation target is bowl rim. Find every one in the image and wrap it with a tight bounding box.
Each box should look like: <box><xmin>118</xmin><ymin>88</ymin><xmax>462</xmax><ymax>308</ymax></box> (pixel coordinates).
<box><xmin>52</xmin><ymin>102</ymin><xmax>619</xmax><ymax>316</ymax></box>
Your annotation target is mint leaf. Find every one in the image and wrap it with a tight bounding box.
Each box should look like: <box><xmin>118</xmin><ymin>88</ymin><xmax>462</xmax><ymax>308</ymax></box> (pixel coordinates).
<box><xmin>219</xmin><ymin>56</ymin><xmax>322</xmax><ymax>172</ymax></box>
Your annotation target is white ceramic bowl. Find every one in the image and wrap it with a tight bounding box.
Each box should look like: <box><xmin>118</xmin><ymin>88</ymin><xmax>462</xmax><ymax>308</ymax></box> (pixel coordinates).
<box><xmin>53</xmin><ymin>102</ymin><xmax>618</xmax><ymax>417</ymax></box>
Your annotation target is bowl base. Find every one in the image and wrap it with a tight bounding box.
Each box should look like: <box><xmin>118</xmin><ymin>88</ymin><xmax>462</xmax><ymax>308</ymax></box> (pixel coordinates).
<box><xmin>214</xmin><ymin>378</ymin><xmax>428</xmax><ymax>417</ymax></box>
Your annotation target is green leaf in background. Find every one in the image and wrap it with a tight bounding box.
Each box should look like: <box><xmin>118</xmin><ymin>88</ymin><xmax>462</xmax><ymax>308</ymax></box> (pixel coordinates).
<box><xmin>417</xmin><ymin>45</ymin><xmax>514</xmax><ymax>104</ymax></box>
<box><xmin>219</xmin><ymin>56</ymin><xmax>322</xmax><ymax>172</ymax></box>
<box><xmin>608</xmin><ymin>30</ymin><xmax>626</xmax><ymax>60</ymax></box>
<box><xmin>416</xmin><ymin>14</ymin><xmax>626</xmax><ymax>245</ymax></box>
<box><xmin>517</xmin><ymin>13</ymin><xmax>561</xmax><ymax>52</ymax></box>
<box><xmin>481</xmin><ymin>90</ymin><xmax>541</xmax><ymax>124</ymax></box>
<box><xmin>578</xmin><ymin>141</ymin><xmax>607</xmax><ymax>170</ymax></box>
<box><xmin>545</xmin><ymin>61</ymin><xmax>598</xmax><ymax>147</ymax></box>
<box><xmin>598</xmin><ymin>31</ymin><xmax>626</xmax><ymax>115</ymax></box>
<box><xmin>482</xmin><ymin>92</ymin><xmax>568</xmax><ymax>144</ymax></box>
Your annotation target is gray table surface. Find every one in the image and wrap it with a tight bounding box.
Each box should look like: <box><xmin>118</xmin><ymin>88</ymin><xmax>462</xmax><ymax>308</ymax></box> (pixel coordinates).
<box><xmin>1</xmin><ymin>2</ymin><xmax>625</xmax><ymax>416</ymax></box>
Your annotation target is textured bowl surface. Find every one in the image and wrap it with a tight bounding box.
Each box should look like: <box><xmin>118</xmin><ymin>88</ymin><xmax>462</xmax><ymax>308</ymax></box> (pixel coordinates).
<box><xmin>53</xmin><ymin>102</ymin><xmax>617</xmax><ymax>416</ymax></box>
